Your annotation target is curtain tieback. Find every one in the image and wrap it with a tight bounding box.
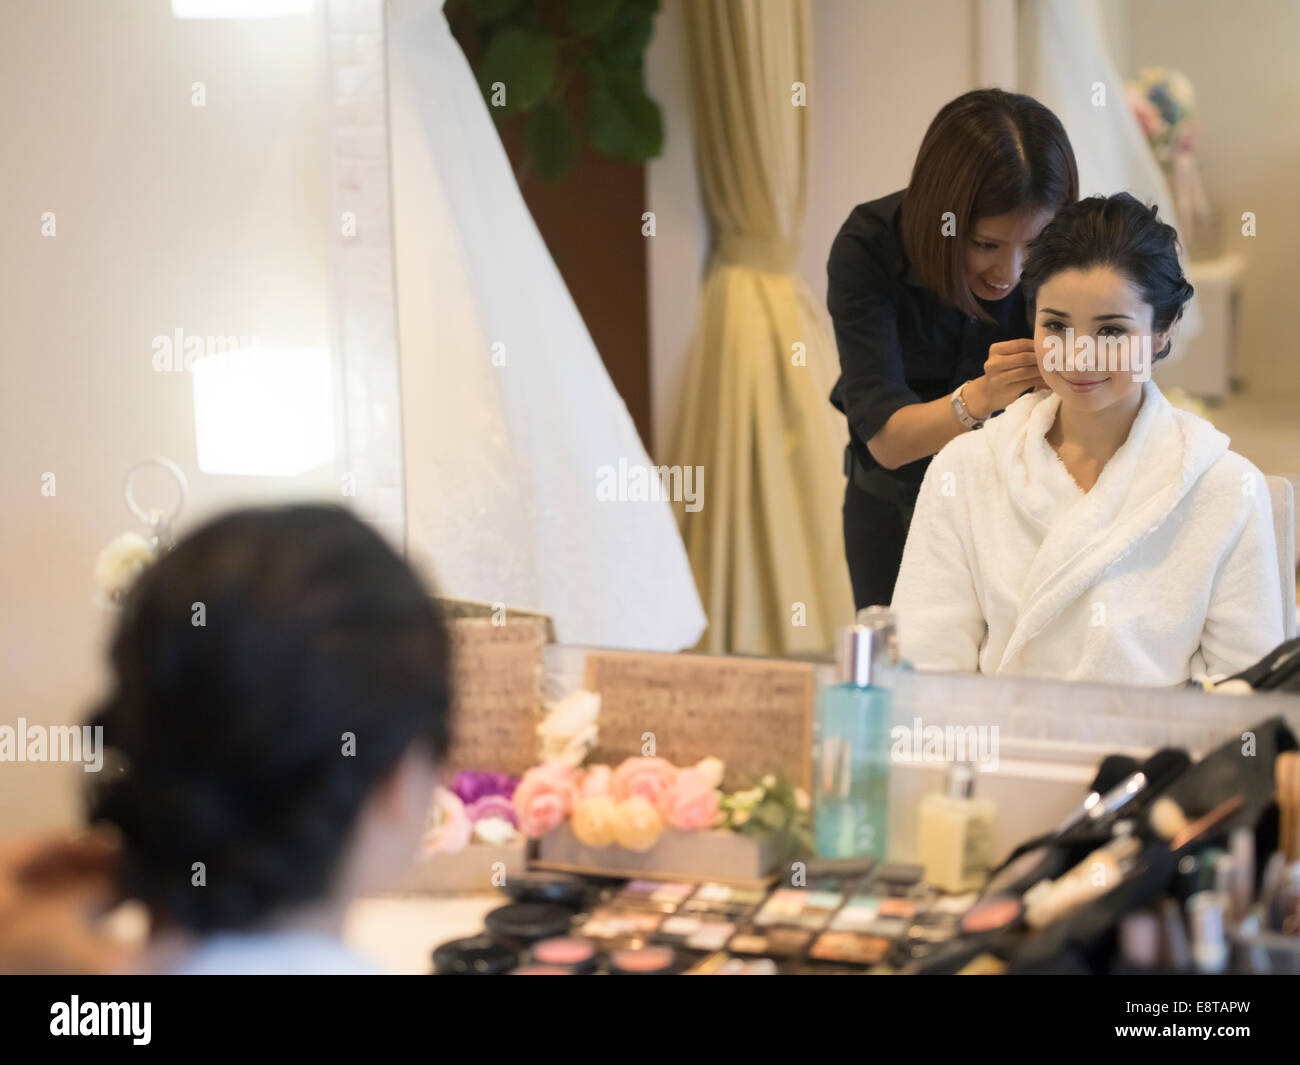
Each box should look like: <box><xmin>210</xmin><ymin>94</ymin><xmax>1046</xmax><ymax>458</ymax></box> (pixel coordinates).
<box><xmin>712</xmin><ymin>232</ymin><xmax>798</xmax><ymax>274</ymax></box>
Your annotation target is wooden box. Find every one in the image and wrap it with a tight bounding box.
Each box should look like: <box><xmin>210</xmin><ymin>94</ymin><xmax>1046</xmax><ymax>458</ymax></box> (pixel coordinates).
<box><xmin>532</xmin><ymin>824</ymin><xmax>780</xmax><ymax>889</ymax></box>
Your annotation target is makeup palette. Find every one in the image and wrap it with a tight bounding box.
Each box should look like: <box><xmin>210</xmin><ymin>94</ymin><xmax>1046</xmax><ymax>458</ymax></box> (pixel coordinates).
<box><xmin>959</xmin><ymin>894</ymin><xmax>1024</xmax><ymax>936</ymax></box>
<box><xmin>432</xmin><ymin>935</ymin><xmax>520</xmax><ymax>975</ymax></box>
<box><xmin>484</xmin><ymin>903</ymin><xmax>574</xmax><ymax>949</ymax></box>
<box><xmin>655</xmin><ymin>914</ymin><xmax>738</xmax><ymax>952</ymax></box>
<box><xmin>808</xmin><ymin>931</ymin><xmax>893</xmax><ymax>965</ymax></box>
<box><xmin>614</xmin><ymin>879</ymin><xmax>696</xmax><ymax>912</ymax></box>
<box><xmin>727</xmin><ymin>926</ymin><xmax>814</xmax><ymax>957</ymax></box>
<box><xmin>681</xmin><ymin>881</ymin><xmax>767</xmax><ymax>919</ymax></box>
<box><xmin>608</xmin><ymin>945</ymin><xmax>678</xmax><ymax>975</ymax></box>
<box><xmin>530</xmin><ymin>936</ymin><xmax>600</xmax><ymax>973</ymax></box>
<box><xmin>452</xmin><ymin>867</ymin><xmax>999</xmax><ymax>974</ymax></box>
<box><xmin>577</xmin><ymin>904</ymin><xmax>665</xmax><ymax>940</ymax></box>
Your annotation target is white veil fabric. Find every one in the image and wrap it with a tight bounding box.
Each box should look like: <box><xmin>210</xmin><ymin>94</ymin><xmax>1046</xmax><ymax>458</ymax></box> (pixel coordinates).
<box><xmin>1017</xmin><ymin>0</ymin><xmax>1202</xmax><ymax>338</ymax></box>
<box><xmin>386</xmin><ymin>0</ymin><xmax>706</xmax><ymax>650</ymax></box>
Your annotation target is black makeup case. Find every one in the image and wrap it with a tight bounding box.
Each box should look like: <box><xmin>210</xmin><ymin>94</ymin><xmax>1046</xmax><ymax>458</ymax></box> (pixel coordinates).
<box><xmin>906</xmin><ymin>716</ymin><xmax>1297</xmax><ymax>975</ymax></box>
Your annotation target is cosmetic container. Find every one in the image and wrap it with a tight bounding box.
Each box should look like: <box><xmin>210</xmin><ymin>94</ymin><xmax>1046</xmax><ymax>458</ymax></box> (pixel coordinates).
<box><xmin>812</xmin><ymin>607</ymin><xmax>896</xmax><ymax>859</ymax></box>
<box><xmin>917</xmin><ymin>761</ymin><xmax>996</xmax><ymax>893</ymax></box>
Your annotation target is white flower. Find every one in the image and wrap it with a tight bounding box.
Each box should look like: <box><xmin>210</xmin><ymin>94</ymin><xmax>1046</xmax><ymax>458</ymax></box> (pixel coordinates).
<box><xmin>694</xmin><ymin>756</ymin><xmax>725</xmax><ymax>789</ymax></box>
<box><xmin>537</xmin><ymin>689</ymin><xmax>600</xmax><ymax>768</ymax></box>
<box><xmin>472</xmin><ymin>816</ymin><xmax>519</xmax><ymax>846</ymax></box>
<box><xmin>93</xmin><ymin>532</ymin><xmax>154</xmax><ymax>602</ymax></box>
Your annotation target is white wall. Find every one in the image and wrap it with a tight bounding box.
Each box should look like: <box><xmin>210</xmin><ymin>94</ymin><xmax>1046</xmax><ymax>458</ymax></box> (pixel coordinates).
<box><xmin>1119</xmin><ymin>0</ymin><xmax>1300</xmax><ymax>400</ymax></box>
<box><xmin>647</xmin><ymin>0</ymin><xmax>978</xmax><ymax>459</ymax></box>
<box><xmin>0</xmin><ymin>0</ymin><xmax>336</xmax><ymax>832</ymax></box>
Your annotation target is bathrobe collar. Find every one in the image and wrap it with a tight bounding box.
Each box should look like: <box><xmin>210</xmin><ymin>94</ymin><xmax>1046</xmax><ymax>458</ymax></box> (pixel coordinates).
<box><xmin>981</xmin><ymin>379</ymin><xmax>1230</xmax><ymax>669</ymax></box>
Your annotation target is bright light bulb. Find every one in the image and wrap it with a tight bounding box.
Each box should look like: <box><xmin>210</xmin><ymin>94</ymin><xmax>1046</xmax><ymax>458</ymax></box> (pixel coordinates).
<box><xmin>192</xmin><ymin>346</ymin><xmax>335</xmax><ymax>476</ymax></box>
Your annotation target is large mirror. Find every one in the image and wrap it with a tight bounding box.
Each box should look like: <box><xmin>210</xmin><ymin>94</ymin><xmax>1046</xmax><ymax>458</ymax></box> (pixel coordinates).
<box><xmin>6</xmin><ymin>0</ymin><xmax>1300</xmax><ymax>837</ymax></box>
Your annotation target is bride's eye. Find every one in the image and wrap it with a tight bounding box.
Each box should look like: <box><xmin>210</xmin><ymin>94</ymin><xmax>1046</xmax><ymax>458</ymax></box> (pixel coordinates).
<box><xmin>1097</xmin><ymin>325</ymin><xmax>1126</xmax><ymax>337</ymax></box>
<box><xmin>1043</xmin><ymin>319</ymin><xmax>1066</xmax><ymax>332</ymax></box>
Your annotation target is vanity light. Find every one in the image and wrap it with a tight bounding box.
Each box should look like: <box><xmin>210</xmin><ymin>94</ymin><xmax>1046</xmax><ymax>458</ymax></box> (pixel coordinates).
<box><xmin>191</xmin><ymin>346</ymin><xmax>335</xmax><ymax>476</ymax></box>
<box><xmin>171</xmin><ymin>0</ymin><xmax>313</xmax><ymax>18</ymax></box>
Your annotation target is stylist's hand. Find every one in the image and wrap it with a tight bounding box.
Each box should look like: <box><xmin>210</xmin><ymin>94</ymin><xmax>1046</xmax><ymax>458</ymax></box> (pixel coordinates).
<box><xmin>966</xmin><ymin>339</ymin><xmax>1045</xmax><ymax>420</ymax></box>
<box><xmin>0</xmin><ymin>830</ymin><xmax>134</xmax><ymax>974</ymax></box>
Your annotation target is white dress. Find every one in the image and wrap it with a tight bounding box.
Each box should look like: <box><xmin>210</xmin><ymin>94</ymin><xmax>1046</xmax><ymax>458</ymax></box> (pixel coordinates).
<box><xmin>387</xmin><ymin>0</ymin><xmax>706</xmax><ymax>650</ymax></box>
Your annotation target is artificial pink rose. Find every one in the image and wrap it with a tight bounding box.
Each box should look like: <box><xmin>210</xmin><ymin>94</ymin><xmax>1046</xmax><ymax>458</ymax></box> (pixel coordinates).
<box><xmin>513</xmin><ymin>762</ymin><xmax>580</xmax><ymax>839</ymax></box>
<box><xmin>579</xmin><ymin>764</ymin><xmax>612</xmax><ymax>800</ymax></box>
<box><xmin>610</xmin><ymin>756</ymin><xmax>679</xmax><ymax>808</ymax></box>
<box><xmin>658</xmin><ymin>767</ymin><xmax>721</xmax><ymax>830</ymax></box>
<box><xmin>1126</xmin><ymin>86</ymin><xmax>1163</xmax><ymax>139</ymax></box>
<box><xmin>421</xmin><ymin>787</ymin><xmax>472</xmax><ymax>856</ymax></box>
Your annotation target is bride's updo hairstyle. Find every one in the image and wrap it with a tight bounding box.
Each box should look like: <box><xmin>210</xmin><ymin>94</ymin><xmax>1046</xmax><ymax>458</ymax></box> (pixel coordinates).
<box><xmin>87</xmin><ymin>505</ymin><xmax>452</xmax><ymax>933</ymax></box>
<box><xmin>1018</xmin><ymin>192</ymin><xmax>1195</xmax><ymax>360</ymax></box>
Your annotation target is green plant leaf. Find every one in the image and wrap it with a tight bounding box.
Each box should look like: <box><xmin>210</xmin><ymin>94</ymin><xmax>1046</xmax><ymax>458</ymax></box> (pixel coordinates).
<box><xmin>597</xmin><ymin>2</ymin><xmax>654</xmax><ymax>67</ymax></box>
<box><xmin>477</xmin><ymin>27</ymin><xmax>559</xmax><ymax>116</ymax></box>
<box><xmin>755</xmin><ymin>800</ymin><xmax>787</xmax><ymax>830</ymax></box>
<box><xmin>528</xmin><ymin>101</ymin><xmax>578</xmax><ymax>183</ymax></box>
<box><xmin>564</xmin><ymin>0</ymin><xmax>620</xmax><ymax>36</ymax></box>
<box><xmin>471</xmin><ymin>0</ymin><xmax>520</xmax><ymax>20</ymax></box>
<box><xmin>587</xmin><ymin>73</ymin><xmax>662</xmax><ymax>162</ymax></box>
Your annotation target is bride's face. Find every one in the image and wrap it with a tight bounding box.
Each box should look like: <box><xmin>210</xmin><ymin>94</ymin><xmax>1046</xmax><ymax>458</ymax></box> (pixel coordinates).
<box><xmin>1032</xmin><ymin>265</ymin><xmax>1170</xmax><ymax>414</ymax></box>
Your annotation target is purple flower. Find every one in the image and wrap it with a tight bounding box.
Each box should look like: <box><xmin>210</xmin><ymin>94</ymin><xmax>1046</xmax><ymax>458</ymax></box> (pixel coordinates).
<box><xmin>451</xmin><ymin>771</ymin><xmax>518</xmax><ymax>806</ymax></box>
<box><xmin>465</xmin><ymin>793</ymin><xmax>518</xmax><ymax>828</ymax></box>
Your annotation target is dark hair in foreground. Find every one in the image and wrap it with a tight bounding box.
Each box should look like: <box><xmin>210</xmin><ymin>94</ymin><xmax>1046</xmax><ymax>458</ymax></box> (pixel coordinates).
<box><xmin>1019</xmin><ymin>192</ymin><xmax>1195</xmax><ymax>360</ymax></box>
<box><xmin>87</xmin><ymin>504</ymin><xmax>452</xmax><ymax>933</ymax></box>
<box><xmin>902</xmin><ymin>88</ymin><xmax>1079</xmax><ymax>322</ymax></box>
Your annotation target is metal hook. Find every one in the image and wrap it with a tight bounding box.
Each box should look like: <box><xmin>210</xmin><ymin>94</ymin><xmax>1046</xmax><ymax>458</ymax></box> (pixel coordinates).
<box><xmin>123</xmin><ymin>457</ymin><xmax>188</xmax><ymax>551</ymax></box>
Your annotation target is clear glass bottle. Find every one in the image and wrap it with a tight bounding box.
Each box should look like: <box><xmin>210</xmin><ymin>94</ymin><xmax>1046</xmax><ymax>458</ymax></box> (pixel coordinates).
<box><xmin>917</xmin><ymin>761</ymin><xmax>996</xmax><ymax>893</ymax></box>
<box><xmin>812</xmin><ymin>607</ymin><xmax>896</xmax><ymax>859</ymax></box>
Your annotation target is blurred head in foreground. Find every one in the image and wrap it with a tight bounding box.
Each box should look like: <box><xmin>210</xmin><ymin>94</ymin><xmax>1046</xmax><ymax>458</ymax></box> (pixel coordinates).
<box><xmin>87</xmin><ymin>505</ymin><xmax>451</xmax><ymax>958</ymax></box>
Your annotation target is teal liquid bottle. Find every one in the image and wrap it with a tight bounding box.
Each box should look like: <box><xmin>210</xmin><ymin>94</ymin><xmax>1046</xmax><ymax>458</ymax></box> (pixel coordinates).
<box><xmin>812</xmin><ymin>606</ymin><xmax>897</xmax><ymax>859</ymax></box>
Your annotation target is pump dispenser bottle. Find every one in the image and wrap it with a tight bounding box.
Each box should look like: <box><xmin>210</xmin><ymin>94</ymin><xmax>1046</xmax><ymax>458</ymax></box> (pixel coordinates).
<box><xmin>813</xmin><ymin>607</ymin><xmax>897</xmax><ymax>859</ymax></box>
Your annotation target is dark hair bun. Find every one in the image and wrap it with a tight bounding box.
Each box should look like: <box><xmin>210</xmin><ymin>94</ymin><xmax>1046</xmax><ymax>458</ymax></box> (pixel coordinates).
<box><xmin>87</xmin><ymin>504</ymin><xmax>452</xmax><ymax>933</ymax></box>
<box><xmin>1019</xmin><ymin>192</ymin><xmax>1194</xmax><ymax>360</ymax></box>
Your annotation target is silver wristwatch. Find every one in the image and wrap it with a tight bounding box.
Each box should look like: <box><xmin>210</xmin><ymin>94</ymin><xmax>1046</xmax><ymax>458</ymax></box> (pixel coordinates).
<box><xmin>950</xmin><ymin>381</ymin><xmax>984</xmax><ymax>430</ymax></box>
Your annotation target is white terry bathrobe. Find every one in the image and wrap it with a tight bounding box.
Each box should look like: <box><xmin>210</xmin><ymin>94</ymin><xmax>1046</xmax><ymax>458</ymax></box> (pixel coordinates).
<box><xmin>891</xmin><ymin>379</ymin><xmax>1284</xmax><ymax>685</ymax></box>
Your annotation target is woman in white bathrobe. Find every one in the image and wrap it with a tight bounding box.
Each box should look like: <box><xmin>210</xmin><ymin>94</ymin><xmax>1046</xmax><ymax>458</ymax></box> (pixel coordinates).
<box><xmin>891</xmin><ymin>193</ymin><xmax>1284</xmax><ymax>686</ymax></box>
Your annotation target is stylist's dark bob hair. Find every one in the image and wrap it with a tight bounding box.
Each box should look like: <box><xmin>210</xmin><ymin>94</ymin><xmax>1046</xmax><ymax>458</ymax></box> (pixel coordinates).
<box><xmin>87</xmin><ymin>504</ymin><xmax>453</xmax><ymax>933</ymax></box>
<box><xmin>1019</xmin><ymin>192</ymin><xmax>1195</xmax><ymax>361</ymax></box>
<box><xmin>902</xmin><ymin>88</ymin><xmax>1078</xmax><ymax>322</ymax></box>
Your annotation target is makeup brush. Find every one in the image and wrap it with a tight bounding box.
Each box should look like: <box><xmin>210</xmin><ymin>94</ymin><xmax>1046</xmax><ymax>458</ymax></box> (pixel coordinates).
<box><xmin>1170</xmin><ymin>794</ymin><xmax>1245</xmax><ymax>852</ymax></box>
<box><xmin>1277</xmin><ymin>752</ymin><xmax>1300</xmax><ymax>862</ymax></box>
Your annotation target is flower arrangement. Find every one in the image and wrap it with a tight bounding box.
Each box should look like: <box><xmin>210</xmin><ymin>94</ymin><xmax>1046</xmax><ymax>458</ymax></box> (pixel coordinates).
<box><xmin>419</xmin><ymin>771</ymin><xmax>523</xmax><ymax>857</ymax></box>
<box><xmin>422</xmin><ymin>688</ymin><xmax>812</xmax><ymax>871</ymax></box>
<box><xmin>513</xmin><ymin>691</ymin><xmax>813</xmax><ymax>861</ymax></box>
<box><xmin>1125</xmin><ymin>66</ymin><xmax>1211</xmax><ymax>252</ymax></box>
<box><xmin>93</xmin><ymin>532</ymin><xmax>156</xmax><ymax>606</ymax></box>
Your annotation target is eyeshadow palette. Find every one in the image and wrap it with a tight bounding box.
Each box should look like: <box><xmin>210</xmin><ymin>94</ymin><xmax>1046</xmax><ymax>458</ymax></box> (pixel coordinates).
<box><xmin>613</xmin><ymin>879</ymin><xmax>696</xmax><ymax>912</ymax></box>
<box><xmin>577</xmin><ymin>905</ymin><xmax>665</xmax><ymax>940</ymax></box>
<box><xmin>654</xmin><ymin>913</ymin><xmax>738</xmax><ymax>952</ymax></box>
<box><xmin>727</xmin><ymin>925</ymin><xmax>814</xmax><ymax>957</ymax></box>
<box><xmin>753</xmin><ymin>888</ymin><xmax>844</xmax><ymax>930</ymax></box>
<box><xmin>681</xmin><ymin>881</ymin><xmax>767</xmax><ymax>919</ymax></box>
<box><xmin>447</xmin><ymin>866</ymin><xmax>991</xmax><ymax>974</ymax></box>
<box><xmin>808</xmin><ymin>931</ymin><xmax>893</xmax><ymax>965</ymax></box>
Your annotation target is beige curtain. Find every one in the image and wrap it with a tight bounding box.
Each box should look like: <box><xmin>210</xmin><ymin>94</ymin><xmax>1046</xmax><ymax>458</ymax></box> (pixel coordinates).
<box><xmin>670</xmin><ymin>0</ymin><xmax>852</xmax><ymax>656</ymax></box>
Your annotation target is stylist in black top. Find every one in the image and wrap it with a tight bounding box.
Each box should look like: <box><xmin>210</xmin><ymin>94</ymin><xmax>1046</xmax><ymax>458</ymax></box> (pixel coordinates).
<box><xmin>828</xmin><ymin>89</ymin><xmax>1079</xmax><ymax>610</ymax></box>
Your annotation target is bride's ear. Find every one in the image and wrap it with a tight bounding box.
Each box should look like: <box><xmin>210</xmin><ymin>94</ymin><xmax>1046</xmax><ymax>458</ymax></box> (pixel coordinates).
<box><xmin>1151</xmin><ymin>326</ymin><xmax>1173</xmax><ymax>360</ymax></box>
